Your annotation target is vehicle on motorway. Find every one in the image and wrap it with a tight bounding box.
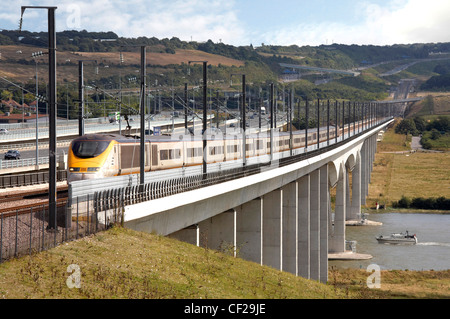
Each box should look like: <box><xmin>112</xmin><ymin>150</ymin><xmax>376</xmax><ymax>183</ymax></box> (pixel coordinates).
<box><xmin>0</xmin><ymin>128</ymin><xmax>8</xmax><ymax>134</ymax></box>
<box><xmin>4</xmin><ymin>150</ymin><xmax>20</xmax><ymax>160</ymax></box>
<box><xmin>67</xmin><ymin>119</ymin><xmax>377</xmax><ymax>183</ymax></box>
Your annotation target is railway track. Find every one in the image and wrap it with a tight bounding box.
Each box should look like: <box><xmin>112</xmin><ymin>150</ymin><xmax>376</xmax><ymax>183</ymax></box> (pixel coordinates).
<box><xmin>0</xmin><ymin>186</ymin><xmax>68</xmax><ymax>216</ymax></box>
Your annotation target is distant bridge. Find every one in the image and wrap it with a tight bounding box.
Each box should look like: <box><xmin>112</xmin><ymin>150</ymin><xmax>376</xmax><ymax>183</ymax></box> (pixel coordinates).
<box><xmin>378</xmin><ymin>97</ymin><xmax>423</xmax><ymax>104</ymax></box>
<box><xmin>279</xmin><ymin>63</ymin><xmax>360</xmax><ymax>77</ymax></box>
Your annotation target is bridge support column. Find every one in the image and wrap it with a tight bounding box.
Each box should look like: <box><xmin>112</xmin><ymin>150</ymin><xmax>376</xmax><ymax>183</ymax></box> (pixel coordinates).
<box><xmin>309</xmin><ymin>170</ymin><xmax>320</xmax><ymax>281</ymax></box>
<box><xmin>345</xmin><ymin>169</ymin><xmax>351</xmax><ymax>220</ymax></box>
<box><xmin>282</xmin><ymin>182</ymin><xmax>298</xmax><ymax>275</ymax></box>
<box><xmin>361</xmin><ymin>140</ymin><xmax>368</xmax><ymax>205</ymax></box>
<box><xmin>263</xmin><ymin>189</ymin><xmax>283</xmax><ymax>270</ymax></box>
<box><xmin>297</xmin><ymin>174</ymin><xmax>310</xmax><ymax>279</ymax></box>
<box><xmin>368</xmin><ymin>136</ymin><xmax>373</xmax><ymax>183</ymax></box>
<box><xmin>319</xmin><ymin>165</ymin><xmax>329</xmax><ymax>283</ymax></box>
<box><xmin>168</xmin><ymin>224</ymin><xmax>199</xmax><ymax>246</ymax></box>
<box><xmin>236</xmin><ymin>198</ymin><xmax>263</xmax><ymax>265</ymax></box>
<box><xmin>330</xmin><ymin>163</ymin><xmax>346</xmax><ymax>253</ymax></box>
<box><xmin>350</xmin><ymin>151</ymin><xmax>362</xmax><ymax>220</ymax></box>
<box><xmin>198</xmin><ymin>209</ymin><xmax>236</xmax><ymax>254</ymax></box>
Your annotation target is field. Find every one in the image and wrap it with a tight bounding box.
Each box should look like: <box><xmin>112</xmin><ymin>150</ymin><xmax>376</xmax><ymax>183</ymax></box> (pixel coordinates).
<box><xmin>0</xmin><ymin>44</ymin><xmax>244</xmax><ymax>83</ymax></box>
<box><xmin>407</xmin><ymin>92</ymin><xmax>450</xmax><ymax>117</ymax></box>
<box><xmin>366</xmin><ymin>120</ymin><xmax>450</xmax><ymax>210</ymax></box>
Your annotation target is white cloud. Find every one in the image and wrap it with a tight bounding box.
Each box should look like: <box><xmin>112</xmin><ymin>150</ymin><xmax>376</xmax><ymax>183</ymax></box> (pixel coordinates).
<box><xmin>4</xmin><ymin>0</ymin><xmax>450</xmax><ymax>47</ymax></box>
<box><xmin>259</xmin><ymin>0</ymin><xmax>450</xmax><ymax>46</ymax></box>
<box><xmin>48</xmin><ymin>0</ymin><xmax>246</xmax><ymax>44</ymax></box>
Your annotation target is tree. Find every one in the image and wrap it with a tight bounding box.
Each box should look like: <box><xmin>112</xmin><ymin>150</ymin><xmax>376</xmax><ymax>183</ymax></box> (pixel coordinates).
<box><xmin>430</xmin><ymin>128</ymin><xmax>441</xmax><ymax>140</ymax></box>
<box><xmin>413</xmin><ymin>116</ymin><xmax>426</xmax><ymax>132</ymax></box>
<box><xmin>1</xmin><ymin>90</ymin><xmax>13</xmax><ymax>101</ymax></box>
<box><xmin>395</xmin><ymin>118</ymin><xmax>418</xmax><ymax>135</ymax></box>
<box><xmin>292</xmin><ymin>116</ymin><xmax>317</xmax><ymax>130</ymax></box>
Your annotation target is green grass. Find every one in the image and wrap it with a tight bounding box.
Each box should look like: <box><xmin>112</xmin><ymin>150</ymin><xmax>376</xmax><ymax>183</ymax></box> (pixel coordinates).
<box><xmin>421</xmin><ymin>130</ymin><xmax>450</xmax><ymax>151</ymax></box>
<box><xmin>1</xmin><ymin>226</ymin><xmax>448</xmax><ymax>299</ymax></box>
<box><xmin>0</xmin><ymin>226</ymin><xmax>356</xmax><ymax>299</ymax></box>
<box><xmin>367</xmin><ymin>119</ymin><xmax>450</xmax><ymax>209</ymax></box>
<box><xmin>330</xmin><ymin>268</ymin><xmax>450</xmax><ymax>298</ymax></box>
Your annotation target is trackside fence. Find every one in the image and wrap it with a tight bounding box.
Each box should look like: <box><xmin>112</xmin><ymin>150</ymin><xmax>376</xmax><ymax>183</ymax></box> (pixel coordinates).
<box><xmin>0</xmin><ymin>198</ymin><xmax>123</xmax><ymax>264</ymax></box>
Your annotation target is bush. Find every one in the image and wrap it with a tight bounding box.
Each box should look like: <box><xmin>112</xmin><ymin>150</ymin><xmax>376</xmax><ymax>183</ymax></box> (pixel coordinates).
<box><xmin>397</xmin><ymin>195</ymin><xmax>411</xmax><ymax>208</ymax></box>
<box><xmin>391</xmin><ymin>196</ymin><xmax>450</xmax><ymax>210</ymax></box>
<box><xmin>395</xmin><ymin>119</ymin><xmax>419</xmax><ymax>136</ymax></box>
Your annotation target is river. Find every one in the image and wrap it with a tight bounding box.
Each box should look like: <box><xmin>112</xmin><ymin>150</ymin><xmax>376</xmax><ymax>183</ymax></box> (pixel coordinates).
<box><xmin>329</xmin><ymin>213</ymin><xmax>450</xmax><ymax>271</ymax></box>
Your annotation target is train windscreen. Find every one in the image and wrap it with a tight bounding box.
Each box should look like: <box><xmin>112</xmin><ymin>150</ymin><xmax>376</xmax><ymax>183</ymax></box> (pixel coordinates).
<box><xmin>72</xmin><ymin>140</ymin><xmax>111</xmax><ymax>158</ymax></box>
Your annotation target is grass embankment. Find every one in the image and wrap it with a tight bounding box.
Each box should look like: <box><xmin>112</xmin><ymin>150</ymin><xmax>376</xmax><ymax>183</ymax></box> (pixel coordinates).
<box><xmin>365</xmin><ymin>120</ymin><xmax>450</xmax><ymax>211</ymax></box>
<box><xmin>330</xmin><ymin>267</ymin><xmax>450</xmax><ymax>299</ymax></box>
<box><xmin>0</xmin><ymin>227</ymin><xmax>354</xmax><ymax>299</ymax></box>
<box><xmin>1</xmin><ymin>226</ymin><xmax>449</xmax><ymax>299</ymax></box>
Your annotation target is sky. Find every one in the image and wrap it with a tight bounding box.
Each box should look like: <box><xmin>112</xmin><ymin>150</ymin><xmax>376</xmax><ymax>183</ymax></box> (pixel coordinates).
<box><xmin>1</xmin><ymin>0</ymin><xmax>450</xmax><ymax>47</ymax></box>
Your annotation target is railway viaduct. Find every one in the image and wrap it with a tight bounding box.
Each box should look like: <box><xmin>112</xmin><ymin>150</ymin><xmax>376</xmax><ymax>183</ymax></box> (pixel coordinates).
<box><xmin>120</xmin><ymin>118</ymin><xmax>391</xmax><ymax>283</ymax></box>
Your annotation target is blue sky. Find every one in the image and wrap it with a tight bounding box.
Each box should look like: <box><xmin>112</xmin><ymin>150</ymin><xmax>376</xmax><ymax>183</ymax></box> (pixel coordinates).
<box><xmin>2</xmin><ymin>0</ymin><xmax>450</xmax><ymax>47</ymax></box>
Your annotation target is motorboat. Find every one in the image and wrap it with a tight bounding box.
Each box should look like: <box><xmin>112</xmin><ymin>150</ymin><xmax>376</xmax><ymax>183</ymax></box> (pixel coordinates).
<box><xmin>376</xmin><ymin>231</ymin><xmax>418</xmax><ymax>245</ymax></box>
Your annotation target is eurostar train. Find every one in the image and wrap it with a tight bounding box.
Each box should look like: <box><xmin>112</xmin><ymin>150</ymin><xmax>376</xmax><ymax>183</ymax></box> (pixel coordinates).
<box><xmin>67</xmin><ymin>122</ymin><xmax>363</xmax><ymax>183</ymax></box>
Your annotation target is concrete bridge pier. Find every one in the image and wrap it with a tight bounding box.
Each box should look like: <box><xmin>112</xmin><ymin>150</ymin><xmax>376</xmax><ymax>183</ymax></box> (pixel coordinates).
<box><xmin>237</xmin><ymin>198</ymin><xmax>263</xmax><ymax>264</ymax></box>
<box><xmin>351</xmin><ymin>152</ymin><xmax>362</xmax><ymax>220</ymax></box>
<box><xmin>282</xmin><ymin>181</ymin><xmax>298</xmax><ymax>275</ymax></box>
<box><xmin>309</xmin><ymin>170</ymin><xmax>320</xmax><ymax>280</ymax></box>
<box><xmin>297</xmin><ymin>174</ymin><xmax>310</xmax><ymax>279</ymax></box>
<box><xmin>329</xmin><ymin>162</ymin><xmax>346</xmax><ymax>253</ymax></box>
<box><xmin>319</xmin><ymin>165</ymin><xmax>329</xmax><ymax>283</ymax></box>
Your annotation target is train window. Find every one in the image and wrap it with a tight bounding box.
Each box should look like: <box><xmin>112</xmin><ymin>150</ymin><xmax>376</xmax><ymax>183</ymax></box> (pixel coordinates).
<box><xmin>227</xmin><ymin>145</ymin><xmax>238</xmax><ymax>153</ymax></box>
<box><xmin>209</xmin><ymin>146</ymin><xmax>223</xmax><ymax>155</ymax></box>
<box><xmin>72</xmin><ymin>140</ymin><xmax>110</xmax><ymax>158</ymax></box>
<box><xmin>160</xmin><ymin>149</ymin><xmax>169</xmax><ymax>160</ymax></box>
<box><xmin>160</xmin><ymin>149</ymin><xmax>181</xmax><ymax>160</ymax></box>
<box><xmin>170</xmin><ymin>149</ymin><xmax>181</xmax><ymax>159</ymax></box>
<box><xmin>245</xmin><ymin>143</ymin><xmax>252</xmax><ymax>151</ymax></box>
<box><xmin>256</xmin><ymin>140</ymin><xmax>264</xmax><ymax>150</ymax></box>
<box><xmin>187</xmin><ymin>147</ymin><xmax>202</xmax><ymax>157</ymax></box>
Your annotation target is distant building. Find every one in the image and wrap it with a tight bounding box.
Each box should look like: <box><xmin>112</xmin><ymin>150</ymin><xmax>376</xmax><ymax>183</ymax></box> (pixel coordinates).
<box><xmin>0</xmin><ymin>113</ymin><xmax>46</xmax><ymax>124</ymax></box>
<box><xmin>1</xmin><ymin>99</ymin><xmax>35</xmax><ymax>112</ymax></box>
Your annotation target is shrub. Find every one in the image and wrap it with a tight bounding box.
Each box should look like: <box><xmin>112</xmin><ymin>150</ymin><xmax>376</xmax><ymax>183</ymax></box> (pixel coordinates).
<box><xmin>391</xmin><ymin>196</ymin><xmax>450</xmax><ymax>210</ymax></box>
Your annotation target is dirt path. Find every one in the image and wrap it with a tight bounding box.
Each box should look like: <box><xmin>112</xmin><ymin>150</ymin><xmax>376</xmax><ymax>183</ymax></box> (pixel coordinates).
<box><xmin>411</xmin><ymin>136</ymin><xmax>423</xmax><ymax>150</ymax></box>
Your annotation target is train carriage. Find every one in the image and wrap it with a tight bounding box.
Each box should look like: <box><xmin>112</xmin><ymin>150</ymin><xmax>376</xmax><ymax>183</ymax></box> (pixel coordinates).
<box><xmin>67</xmin><ymin>120</ymin><xmax>348</xmax><ymax>183</ymax></box>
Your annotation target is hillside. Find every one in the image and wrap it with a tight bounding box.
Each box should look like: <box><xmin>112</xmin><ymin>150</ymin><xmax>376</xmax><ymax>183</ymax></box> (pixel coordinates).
<box><xmin>3</xmin><ymin>29</ymin><xmax>450</xmax><ymax>120</ymax></box>
<box><xmin>0</xmin><ymin>226</ymin><xmax>355</xmax><ymax>299</ymax></box>
<box><xmin>0</xmin><ymin>44</ymin><xmax>244</xmax><ymax>84</ymax></box>
<box><xmin>1</xmin><ymin>226</ymin><xmax>449</xmax><ymax>300</ymax></box>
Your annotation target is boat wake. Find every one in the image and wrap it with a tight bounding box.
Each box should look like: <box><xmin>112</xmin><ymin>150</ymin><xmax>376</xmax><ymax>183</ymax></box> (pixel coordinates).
<box><xmin>417</xmin><ymin>242</ymin><xmax>450</xmax><ymax>247</ymax></box>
